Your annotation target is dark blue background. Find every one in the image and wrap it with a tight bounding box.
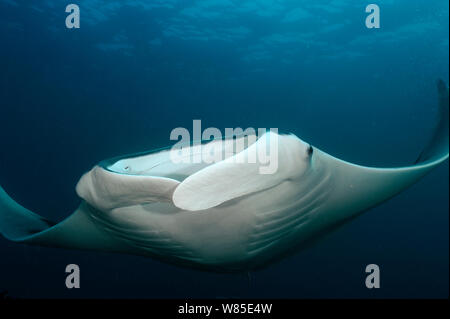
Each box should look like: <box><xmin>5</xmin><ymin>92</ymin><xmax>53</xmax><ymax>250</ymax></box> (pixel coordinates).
<box><xmin>0</xmin><ymin>0</ymin><xmax>448</xmax><ymax>298</ymax></box>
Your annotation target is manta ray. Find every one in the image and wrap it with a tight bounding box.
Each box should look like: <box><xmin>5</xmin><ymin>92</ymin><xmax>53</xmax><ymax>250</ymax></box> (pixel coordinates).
<box><xmin>0</xmin><ymin>80</ymin><xmax>448</xmax><ymax>272</ymax></box>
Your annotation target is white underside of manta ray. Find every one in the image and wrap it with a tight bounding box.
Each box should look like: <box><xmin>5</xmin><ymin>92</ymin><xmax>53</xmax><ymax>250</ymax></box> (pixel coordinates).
<box><xmin>0</xmin><ymin>80</ymin><xmax>448</xmax><ymax>272</ymax></box>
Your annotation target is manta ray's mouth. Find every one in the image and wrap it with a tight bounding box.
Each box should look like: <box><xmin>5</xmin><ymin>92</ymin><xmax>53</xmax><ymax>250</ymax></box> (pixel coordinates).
<box><xmin>100</xmin><ymin>134</ymin><xmax>258</xmax><ymax>181</ymax></box>
<box><xmin>75</xmin><ymin>134</ymin><xmax>260</xmax><ymax>211</ymax></box>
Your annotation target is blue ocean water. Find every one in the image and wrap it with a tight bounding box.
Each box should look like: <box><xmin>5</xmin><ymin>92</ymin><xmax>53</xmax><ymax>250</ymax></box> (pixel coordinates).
<box><xmin>0</xmin><ymin>0</ymin><xmax>448</xmax><ymax>298</ymax></box>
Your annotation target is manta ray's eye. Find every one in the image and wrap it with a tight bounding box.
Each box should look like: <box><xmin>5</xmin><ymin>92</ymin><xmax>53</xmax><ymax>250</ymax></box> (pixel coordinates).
<box><xmin>124</xmin><ymin>166</ymin><xmax>130</xmax><ymax>171</ymax></box>
<box><xmin>307</xmin><ymin>145</ymin><xmax>313</xmax><ymax>156</ymax></box>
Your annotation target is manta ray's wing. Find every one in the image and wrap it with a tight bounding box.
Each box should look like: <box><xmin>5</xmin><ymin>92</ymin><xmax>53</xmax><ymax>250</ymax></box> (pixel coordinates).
<box><xmin>0</xmin><ymin>186</ymin><xmax>125</xmax><ymax>251</ymax></box>
<box><xmin>311</xmin><ymin>79</ymin><xmax>449</xmax><ymax>221</ymax></box>
<box><xmin>415</xmin><ymin>79</ymin><xmax>449</xmax><ymax>163</ymax></box>
<box><xmin>0</xmin><ymin>185</ymin><xmax>55</xmax><ymax>242</ymax></box>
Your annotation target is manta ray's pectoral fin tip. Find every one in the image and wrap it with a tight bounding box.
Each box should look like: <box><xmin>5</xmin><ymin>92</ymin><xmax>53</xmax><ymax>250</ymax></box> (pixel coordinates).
<box><xmin>0</xmin><ymin>184</ymin><xmax>123</xmax><ymax>251</ymax></box>
<box><xmin>437</xmin><ymin>78</ymin><xmax>448</xmax><ymax>94</ymax></box>
<box><xmin>414</xmin><ymin>152</ymin><xmax>423</xmax><ymax>165</ymax></box>
<box><xmin>0</xmin><ymin>185</ymin><xmax>54</xmax><ymax>241</ymax></box>
<box><xmin>414</xmin><ymin>79</ymin><xmax>449</xmax><ymax>165</ymax></box>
